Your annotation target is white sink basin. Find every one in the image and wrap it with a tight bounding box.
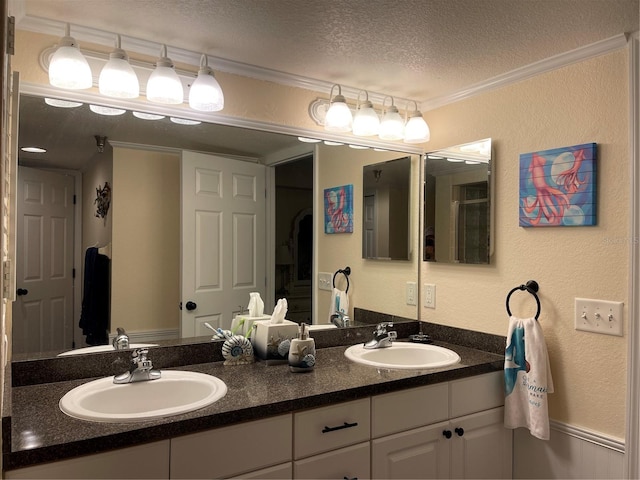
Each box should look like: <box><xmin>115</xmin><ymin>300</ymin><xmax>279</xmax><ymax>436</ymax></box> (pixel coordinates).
<box><xmin>344</xmin><ymin>342</ymin><xmax>461</xmax><ymax>370</ymax></box>
<box><xmin>60</xmin><ymin>370</ymin><xmax>227</xmax><ymax>423</ymax></box>
<box><xmin>58</xmin><ymin>344</ymin><xmax>158</xmax><ymax>356</ymax></box>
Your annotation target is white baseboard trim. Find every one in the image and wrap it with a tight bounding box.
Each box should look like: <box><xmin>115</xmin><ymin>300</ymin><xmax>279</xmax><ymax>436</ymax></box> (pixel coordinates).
<box><xmin>550</xmin><ymin>420</ymin><xmax>625</xmax><ymax>453</ymax></box>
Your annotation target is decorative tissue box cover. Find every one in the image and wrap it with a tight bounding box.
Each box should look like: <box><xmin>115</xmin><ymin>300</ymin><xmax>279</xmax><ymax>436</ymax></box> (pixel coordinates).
<box><xmin>251</xmin><ymin>319</ymin><xmax>298</xmax><ymax>362</ymax></box>
<box><xmin>231</xmin><ymin>314</ymin><xmax>271</xmax><ymax>337</ymax></box>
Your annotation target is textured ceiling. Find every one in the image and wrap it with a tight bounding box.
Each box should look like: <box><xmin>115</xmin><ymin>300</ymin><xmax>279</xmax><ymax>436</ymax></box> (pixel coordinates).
<box><xmin>20</xmin><ymin>0</ymin><xmax>640</xmax><ymax>102</ymax></box>
<box><xmin>14</xmin><ymin>0</ymin><xmax>640</xmax><ymax>170</ymax></box>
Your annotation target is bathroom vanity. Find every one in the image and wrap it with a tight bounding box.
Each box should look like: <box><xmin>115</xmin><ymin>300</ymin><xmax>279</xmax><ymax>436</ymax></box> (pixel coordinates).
<box><xmin>3</xmin><ymin>326</ymin><xmax>508</xmax><ymax>479</ymax></box>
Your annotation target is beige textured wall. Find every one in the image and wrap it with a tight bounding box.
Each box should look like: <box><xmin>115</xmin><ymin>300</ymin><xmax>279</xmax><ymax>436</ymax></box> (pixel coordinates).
<box><xmin>421</xmin><ymin>49</ymin><xmax>629</xmax><ymax>438</ymax></box>
<box><xmin>111</xmin><ymin>147</ymin><xmax>180</xmax><ymax>333</ymax></box>
<box><xmin>316</xmin><ymin>145</ymin><xmax>420</xmax><ymax>323</ymax></box>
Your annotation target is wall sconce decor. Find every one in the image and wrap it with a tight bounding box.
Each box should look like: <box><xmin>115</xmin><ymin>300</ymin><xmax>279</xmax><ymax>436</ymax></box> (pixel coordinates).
<box><xmin>94</xmin><ymin>182</ymin><xmax>111</xmax><ymax>219</ymax></box>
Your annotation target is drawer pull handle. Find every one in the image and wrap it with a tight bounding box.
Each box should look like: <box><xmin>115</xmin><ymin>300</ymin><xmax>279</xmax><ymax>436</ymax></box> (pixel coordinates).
<box><xmin>443</xmin><ymin>429</ymin><xmax>452</xmax><ymax>439</ymax></box>
<box><xmin>322</xmin><ymin>421</ymin><xmax>358</xmax><ymax>433</ymax></box>
<box><xmin>343</xmin><ymin>477</ymin><xmax>358</xmax><ymax>480</ymax></box>
<box><xmin>455</xmin><ymin>427</ymin><xmax>465</xmax><ymax>437</ymax></box>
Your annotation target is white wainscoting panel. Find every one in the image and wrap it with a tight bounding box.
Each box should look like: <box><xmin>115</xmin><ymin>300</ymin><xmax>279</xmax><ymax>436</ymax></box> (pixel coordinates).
<box><xmin>514</xmin><ymin>422</ymin><xmax>624</xmax><ymax>479</ymax></box>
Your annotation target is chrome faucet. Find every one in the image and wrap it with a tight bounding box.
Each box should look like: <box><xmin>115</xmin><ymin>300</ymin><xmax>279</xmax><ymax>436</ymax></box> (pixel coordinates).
<box><xmin>364</xmin><ymin>322</ymin><xmax>397</xmax><ymax>349</ymax></box>
<box><xmin>112</xmin><ymin>327</ymin><xmax>130</xmax><ymax>350</ymax></box>
<box><xmin>114</xmin><ymin>348</ymin><xmax>161</xmax><ymax>384</ymax></box>
<box><xmin>330</xmin><ymin>311</ymin><xmax>351</xmax><ymax>328</ymax></box>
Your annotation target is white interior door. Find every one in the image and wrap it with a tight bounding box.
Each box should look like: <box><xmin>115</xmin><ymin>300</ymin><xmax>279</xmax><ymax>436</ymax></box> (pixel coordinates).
<box><xmin>14</xmin><ymin>167</ymin><xmax>75</xmax><ymax>355</ymax></box>
<box><xmin>181</xmin><ymin>151</ymin><xmax>266</xmax><ymax>337</ymax></box>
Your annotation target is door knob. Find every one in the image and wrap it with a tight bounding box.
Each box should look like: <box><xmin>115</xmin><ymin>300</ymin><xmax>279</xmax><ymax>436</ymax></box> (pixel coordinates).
<box><xmin>16</xmin><ymin>288</ymin><xmax>28</xmax><ymax>296</ymax></box>
<box><xmin>185</xmin><ymin>301</ymin><xmax>197</xmax><ymax>311</ymax></box>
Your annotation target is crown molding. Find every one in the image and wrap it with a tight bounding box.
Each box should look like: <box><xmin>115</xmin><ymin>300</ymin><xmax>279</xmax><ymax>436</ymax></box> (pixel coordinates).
<box><xmin>422</xmin><ymin>33</ymin><xmax>631</xmax><ymax>111</ymax></box>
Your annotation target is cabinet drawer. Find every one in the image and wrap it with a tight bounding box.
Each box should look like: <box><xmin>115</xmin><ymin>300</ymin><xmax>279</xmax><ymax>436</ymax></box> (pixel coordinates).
<box><xmin>450</xmin><ymin>371</ymin><xmax>504</xmax><ymax>418</ymax></box>
<box><xmin>372</xmin><ymin>382</ymin><xmax>448</xmax><ymax>438</ymax></box>
<box><xmin>294</xmin><ymin>398</ymin><xmax>370</xmax><ymax>459</ymax></box>
<box><xmin>170</xmin><ymin>414</ymin><xmax>292</xmax><ymax>479</ymax></box>
<box><xmin>227</xmin><ymin>462</ymin><xmax>292</xmax><ymax>479</ymax></box>
<box><xmin>294</xmin><ymin>441</ymin><xmax>370</xmax><ymax>479</ymax></box>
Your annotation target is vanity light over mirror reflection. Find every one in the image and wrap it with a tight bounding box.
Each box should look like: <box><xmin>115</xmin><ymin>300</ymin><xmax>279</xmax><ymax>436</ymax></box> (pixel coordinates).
<box><xmin>423</xmin><ymin>139</ymin><xmax>493</xmax><ymax>264</ymax></box>
<box><xmin>14</xmin><ymin>93</ymin><xmax>420</xmax><ymax>360</ymax></box>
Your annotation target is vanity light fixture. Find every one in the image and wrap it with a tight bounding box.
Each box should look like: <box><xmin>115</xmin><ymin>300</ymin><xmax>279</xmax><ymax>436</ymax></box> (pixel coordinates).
<box><xmin>403</xmin><ymin>101</ymin><xmax>430</xmax><ymax>144</ymax></box>
<box><xmin>89</xmin><ymin>104</ymin><xmax>126</xmax><ymax>116</ymax></box>
<box><xmin>44</xmin><ymin>98</ymin><xmax>82</xmax><ymax>108</ymax></box>
<box><xmin>352</xmin><ymin>91</ymin><xmax>380</xmax><ymax>136</ymax></box>
<box><xmin>99</xmin><ymin>35</ymin><xmax>139</xmax><ymax>99</ymax></box>
<box><xmin>146</xmin><ymin>45</ymin><xmax>184</xmax><ymax>105</ymax></box>
<box><xmin>132</xmin><ymin>111</ymin><xmax>165</xmax><ymax>120</ymax></box>
<box><xmin>324</xmin><ymin>84</ymin><xmax>353</xmax><ymax>133</ymax></box>
<box><xmin>323</xmin><ymin>140</ymin><xmax>344</xmax><ymax>146</ymax></box>
<box><xmin>378</xmin><ymin>97</ymin><xmax>404</xmax><ymax>141</ymax></box>
<box><xmin>170</xmin><ymin>117</ymin><xmax>201</xmax><ymax>125</ymax></box>
<box><xmin>188</xmin><ymin>54</ymin><xmax>224</xmax><ymax>112</ymax></box>
<box><xmin>349</xmin><ymin>144</ymin><xmax>369</xmax><ymax>149</ymax></box>
<box><xmin>297</xmin><ymin>137</ymin><xmax>321</xmax><ymax>143</ymax></box>
<box><xmin>48</xmin><ymin>23</ymin><xmax>93</xmax><ymax>90</ymax></box>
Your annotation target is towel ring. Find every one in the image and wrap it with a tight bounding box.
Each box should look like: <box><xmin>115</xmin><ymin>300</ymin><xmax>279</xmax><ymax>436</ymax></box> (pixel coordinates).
<box><xmin>332</xmin><ymin>266</ymin><xmax>351</xmax><ymax>293</ymax></box>
<box><xmin>506</xmin><ymin>280</ymin><xmax>541</xmax><ymax>320</ymax></box>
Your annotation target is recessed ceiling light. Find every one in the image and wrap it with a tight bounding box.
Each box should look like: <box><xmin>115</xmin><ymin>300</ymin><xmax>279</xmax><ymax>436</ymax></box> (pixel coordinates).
<box><xmin>44</xmin><ymin>98</ymin><xmax>82</xmax><ymax>108</ymax></box>
<box><xmin>132</xmin><ymin>111</ymin><xmax>165</xmax><ymax>121</ymax></box>
<box><xmin>89</xmin><ymin>104</ymin><xmax>126</xmax><ymax>116</ymax></box>
<box><xmin>21</xmin><ymin>146</ymin><xmax>47</xmax><ymax>153</ymax></box>
<box><xmin>170</xmin><ymin>117</ymin><xmax>201</xmax><ymax>125</ymax></box>
<box><xmin>297</xmin><ymin>137</ymin><xmax>320</xmax><ymax>143</ymax></box>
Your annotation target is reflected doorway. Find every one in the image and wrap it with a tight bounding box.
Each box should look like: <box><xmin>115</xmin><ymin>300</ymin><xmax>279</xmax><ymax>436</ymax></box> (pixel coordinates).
<box><xmin>275</xmin><ymin>156</ymin><xmax>313</xmax><ymax>324</ymax></box>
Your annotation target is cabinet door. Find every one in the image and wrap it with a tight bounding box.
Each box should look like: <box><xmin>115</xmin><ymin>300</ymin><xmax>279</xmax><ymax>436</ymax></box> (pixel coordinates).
<box><xmin>372</xmin><ymin>421</ymin><xmax>451</xmax><ymax>480</ymax></box>
<box><xmin>294</xmin><ymin>442</ymin><xmax>370</xmax><ymax>479</ymax></box>
<box><xmin>5</xmin><ymin>441</ymin><xmax>170</xmax><ymax>479</ymax></box>
<box><xmin>450</xmin><ymin>407</ymin><xmax>512</xmax><ymax>479</ymax></box>
<box><xmin>228</xmin><ymin>462</ymin><xmax>292</xmax><ymax>479</ymax></box>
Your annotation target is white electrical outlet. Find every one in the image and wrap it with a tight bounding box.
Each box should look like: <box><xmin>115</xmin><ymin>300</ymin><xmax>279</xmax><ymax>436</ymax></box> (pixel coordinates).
<box><xmin>406</xmin><ymin>282</ymin><xmax>417</xmax><ymax>306</ymax></box>
<box><xmin>574</xmin><ymin>297</ymin><xmax>623</xmax><ymax>336</ymax></box>
<box><xmin>424</xmin><ymin>284</ymin><xmax>436</xmax><ymax>309</ymax></box>
<box><xmin>318</xmin><ymin>272</ymin><xmax>332</xmax><ymax>291</ymax></box>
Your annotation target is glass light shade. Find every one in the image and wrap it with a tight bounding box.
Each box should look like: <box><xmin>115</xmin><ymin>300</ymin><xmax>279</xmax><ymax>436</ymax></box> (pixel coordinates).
<box><xmin>379</xmin><ymin>105</ymin><xmax>405</xmax><ymax>140</ymax></box>
<box><xmin>403</xmin><ymin>113</ymin><xmax>431</xmax><ymax>143</ymax></box>
<box><xmin>324</xmin><ymin>95</ymin><xmax>352</xmax><ymax>132</ymax></box>
<box><xmin>170</xmin><ymin>117</ymin><xmax>201</xmax><ymax>125</ymax></box>
<box><xmin>99</xmin><ymin>48</ymin><xmax>139</xmax><ymax>98</ymax></box>
<box><xmin>352</xmin><ymin>102</ymin><xmax>380</xmax><ymax>136</ymax></box>
<box><xmin>146</xmin><ymin>46</ymin><xmax>184</xmax><ymax>105</ymax></box>
<box><xmin>89</xmin><ymin>105</ymin><xmax>126</xmax><ymax>116</ymax></box>
<box><xmin>132</xmin><ymin>111</ymin><xmax>165</xmax><ymax>120</ymax></box>
<box><xmin>189</xmin><ymin>55</ymin><xmax>224</xmax><ymax>112</ymax></box>
<box><xmin>48</xmin><ymin>27</ymin><xmax>92</xmax><ymax>90</ymax></box>
<box><xmin>44</xmin><ymin>98</ymin><xmax>82</xmax><ymax>108</ymax></box>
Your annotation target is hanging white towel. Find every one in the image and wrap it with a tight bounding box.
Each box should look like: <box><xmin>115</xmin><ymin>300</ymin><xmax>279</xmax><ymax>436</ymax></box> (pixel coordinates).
<box><xmin>328</xmin><ymin>287</ymin><xmax>349</xmax><ymax>323</ymax></box>
<box><xmin>504</xmin><ymin>316</ymin><xmax>554</xmax><ymax>440</ymax></box>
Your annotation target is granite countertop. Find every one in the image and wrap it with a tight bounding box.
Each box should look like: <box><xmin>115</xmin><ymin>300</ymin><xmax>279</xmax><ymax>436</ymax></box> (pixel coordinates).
<box><xmin>3</xmin><ymin>338</ymin><xmax>503</xmax><ymax>472</ymax></box>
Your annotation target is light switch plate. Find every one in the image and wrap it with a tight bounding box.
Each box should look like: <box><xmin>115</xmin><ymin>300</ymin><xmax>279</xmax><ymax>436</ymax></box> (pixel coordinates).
<box><xmin>574</xmin><ymin>297</ymin><xmax>623</xmax><ymax>336</ymax></box>
<box><xmin>318</xmin><ymin>272</ymin><xmax>332</xmax><ymax>291</ymax></box>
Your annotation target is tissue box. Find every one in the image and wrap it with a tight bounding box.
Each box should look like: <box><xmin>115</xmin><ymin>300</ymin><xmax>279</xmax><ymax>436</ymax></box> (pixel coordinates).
<box><xmin>251</xmin><ymin>319</ymin><xmax>298</xmax><ymax>363</ymax></box>
<box><xmin>231</xmin><ymin>314</ymin><xmax>271</xmax><ymax>337</ymax></box>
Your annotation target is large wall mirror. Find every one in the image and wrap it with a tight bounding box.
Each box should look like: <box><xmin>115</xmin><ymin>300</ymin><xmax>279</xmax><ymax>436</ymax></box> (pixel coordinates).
<box><xmin>423</xmin><ymin>139</ymin><xmax>493</xmax><ymax>264</ymax></box>
<box><xmin>362</xmin><ymin>156</ymin><xmax>411</xmax><ymax>260</ymax></box>
<box><xmin>14</xmin><ymin>92</ymin><xmax>420</xmax><ymax>360</ymax></box>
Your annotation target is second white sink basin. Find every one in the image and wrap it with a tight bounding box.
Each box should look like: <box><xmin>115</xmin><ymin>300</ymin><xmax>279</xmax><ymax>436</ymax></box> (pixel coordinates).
<box><xmin>345</xmin><ymin>342</ymin><xmax>461</xmax><ymax>370</ymax></box>
<box><xmin>60</xmin><ymin>370</ymin><xmax>227</xmax><ymax>423</ymax></box>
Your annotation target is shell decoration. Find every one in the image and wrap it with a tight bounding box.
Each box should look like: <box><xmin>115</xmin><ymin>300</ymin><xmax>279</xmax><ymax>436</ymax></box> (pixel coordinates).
<box><xmin>278</xmin><ymin>338</ymin><xmax>291</xmax><ymax>358</ymax></box>
<box><xmin>221</xmin><ymin>334</ymin><xmax>255</xmax><ymax>365</ymax></box>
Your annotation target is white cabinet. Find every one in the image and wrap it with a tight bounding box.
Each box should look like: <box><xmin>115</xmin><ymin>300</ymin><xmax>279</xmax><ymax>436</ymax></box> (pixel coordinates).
<box><xmin>5</xmin><ymin>441</ymin><xmax>170</xmax><ymax>479</ymax></box>
<box><xmin>170</xmin><ymin>414</ymin><xmax>292</xmax><ymax>479</ymax></box>
<box><xmin>371</xmin><ymin>372</ymin><xmax>512</xmax><ymax>480</ymax></box>
<box><xmin>293</xmin><ymin>398</ymin><xmax>370</xmax><ymax>479</ymax></box>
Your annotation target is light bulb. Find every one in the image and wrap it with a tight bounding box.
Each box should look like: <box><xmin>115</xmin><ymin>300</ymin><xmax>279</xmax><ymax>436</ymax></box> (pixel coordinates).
<box><xmin>146</xmin><ymin>45</ymin><xmax>184</xmax><ymax>105</ymax></box>
<box><xmin>99</xmin><ymin>35</ymin><xmax>139</xmax><ymax>98</ymax></box>
<box><xmin>379</xmin><ymin>104</ymin><xmax>404</xmax><ymax>141</ymax></box>
<box><xmin>189</xmin><ymin>54</ymin><xmax>224</xmax><ymax>112</ymax></box>
<box><xmin>324</xmin><ymin>85</ymin><xmax>352</xmax><ymax>132</ymax></box>
<box><xmin>403</xmin><ymin>112</ymin><xmax>431</xmax><ymax>143</ymax></box>
<box><xmin>352</xmin><ymin>95</ymin><xmax>380</xmax><ymax>137</ymax></box>
<box><xmin>48</xmin><ymin>24</ymin><xmax>92</xmax><ymax>90</ymax></box>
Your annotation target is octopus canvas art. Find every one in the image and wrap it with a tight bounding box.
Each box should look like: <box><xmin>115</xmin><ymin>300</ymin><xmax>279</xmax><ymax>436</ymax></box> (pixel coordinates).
<box><xmin>519</xmin><ymin>143</ymin><xmax>596</xmax><ymax>227</ymax></box>
<box><xmin>324</xmin><ymin>184</ymin><xmax>354</xmax><ymax>234</ymax></box>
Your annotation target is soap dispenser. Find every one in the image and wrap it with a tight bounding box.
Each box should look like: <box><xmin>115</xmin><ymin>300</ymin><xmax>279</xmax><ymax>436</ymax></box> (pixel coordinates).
<box><xmin>288</xmin><ymin>323</ymin><xmax>315</xmax><ymax>372</ymax></box>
